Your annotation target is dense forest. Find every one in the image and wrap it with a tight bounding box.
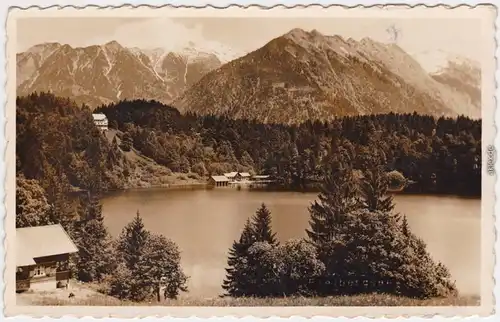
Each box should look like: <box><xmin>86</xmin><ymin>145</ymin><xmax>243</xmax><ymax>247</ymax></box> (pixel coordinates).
<box><xmin>16</xmin><ymin>92</ymin><xmax>481</xmax><ymax>230</ymax></box>
<box><xmin>15</xmin><ymin>92</ymin><xmax>479</xmax><ymax>303</ymax></box>
<box><xmin>97</xmin><ymin>99</ymin><xmax>481</xmax><ymax>196</ymax></box>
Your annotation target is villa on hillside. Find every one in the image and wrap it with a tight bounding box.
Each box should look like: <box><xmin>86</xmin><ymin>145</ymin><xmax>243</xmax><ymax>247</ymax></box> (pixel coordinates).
<box><xmin>16</xmin><ymin>224</ymin><xmax>78</xmax><ymax>292</ymax></box>
<box><xmin>92</xmin><ymin>113</ymin><xmax>108</xmax><ymax>132</ymax></box>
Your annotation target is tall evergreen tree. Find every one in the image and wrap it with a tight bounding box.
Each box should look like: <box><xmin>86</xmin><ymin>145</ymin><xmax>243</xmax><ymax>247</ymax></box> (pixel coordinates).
<box><xmin>110</xmin><ymin>211</ymin><xmax>187</xmax><ymax>301</ymax></box>
<box><xmin>74</xmin><ymin>193</ymin><xmax>114</xmax><ymax>282</ymax></box>
<box><xmin>306</xmin><ymin>161</ymin><xmax>360</xmax><ymax>247</ymax></box>
<box><xmin>360</xmin><ymin>164</ymin><xmax>395</xmax><ymax>213</ymax></box>
<box><xmin>115</xmin><ymin>210</ymin><xmax>150</xmax><ymax>270</ymax></box>
<box><xmin>306</xmin><ymin>160</ymin><xmax>361</xmax><ymax>294</ymax></box>
<box><xmin>251</xmin><ymin>203</ymin><xmax>278</xmax><ymax>245</ymax></box>
<box><xmin>222</xmin><ymin>219</ymin><xmax>256</xmax><ymax>296</ymax></box>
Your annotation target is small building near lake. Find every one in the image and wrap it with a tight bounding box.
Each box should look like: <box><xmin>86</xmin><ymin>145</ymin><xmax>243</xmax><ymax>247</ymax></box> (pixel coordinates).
<box><xmin>209</xmin><ymin>175</ymin><xmax>230</xmax><ymax>187</ymax></box>
<box><xmin>92</xmin><ymin>113</ymin><xmax>108</xmax><ymax>132</ymax></box>
<box><xmin>235</xmin><ymin>172</ymin><xmax>251</xmax><ymax>181</ymax></box>
<box><xmin>16</xmin><ymin>224</ymin><xmax>78</xmax><ymax>292</ymax></box>
<box><xmin>223</xmin><ymin>172</ymin><xmax>238</xmax><ymax>180</ymax></box>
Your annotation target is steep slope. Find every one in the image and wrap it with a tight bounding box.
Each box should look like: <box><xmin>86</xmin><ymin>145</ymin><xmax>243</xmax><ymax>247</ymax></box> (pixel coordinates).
<box><xmin>17</xmin><ymin>41</ymin><xmax>223</xmax><ymax>108</ymax></box>
<box><xmin>430</xmin><ymin>59</ymin><xmax>481</xmax><ymax>119</ymax></box>
<box><xmin>173</xmin><ymin>29</ymin><xmax>456</xmax><ymax>124</ymax></box>
<box><xmin>410</xmin><ymin>50</ymin><xmax>481</xmax><ymax>118</ymax></box>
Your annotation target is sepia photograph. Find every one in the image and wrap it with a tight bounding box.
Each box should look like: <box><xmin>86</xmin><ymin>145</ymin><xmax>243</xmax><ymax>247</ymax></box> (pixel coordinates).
<box><xmin>4</xmin><ymin>4</ymin><xmax>496</xmax><ymax>318</ymax></box>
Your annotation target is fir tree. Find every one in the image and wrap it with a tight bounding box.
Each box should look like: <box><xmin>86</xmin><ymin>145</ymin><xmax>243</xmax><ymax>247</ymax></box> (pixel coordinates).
<box><xmin>111</xmin><ymin>211</ymin><xmax>188</xmax><ymax>301</ymax></box>
<box><xmin>360</xmin><ymin>164</ymin><xmax>395</xmax><ymax>213</ymax></box>
<box><xmin>222</xmin><ymin>219</ymin><xmax>256</xmax><ymax>296</ymax></box>
<box><xmin>306</xmin><ymin>161</ymin><xmax>360</xmax><ymax>247</ymax></box>
<box><xmin>74</xmin><ymin>193</ymin><xmax>114</xmax><ymax>282</ymax></box>
<box><xmin>306</xmin><ymin>161</ymin><xmax>361</xmax><ymax>295</ymax></box>
<box><xmin>251</xmin><ymin>203</ymin><xmax>278</xmax><ymax>245</ymax></box>
<box><xmin>115</xmin><ymin>210</ymin><xmax>150</xmax><ymax>270</ymax></box>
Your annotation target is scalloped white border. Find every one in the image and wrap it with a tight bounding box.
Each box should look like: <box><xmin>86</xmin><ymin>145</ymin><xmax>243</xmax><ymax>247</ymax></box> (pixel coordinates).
<box><xmin>1</xmin><ymin>1</ymin><xmax>498</xmax><ymax>320</ymax></box>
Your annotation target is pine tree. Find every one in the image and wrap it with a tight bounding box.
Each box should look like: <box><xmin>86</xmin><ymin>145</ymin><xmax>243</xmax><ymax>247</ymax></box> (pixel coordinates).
<box><xmin>306</xmin><ymin>161</ymin><xmax>360</xmax><ymax>247</ymax></box>
<box><xmin>251</xmin><ymin>203</ymin><xmax>278</xmax><ymax>245</ymax></box>
<box><xmin>115</xmin><ymin>210</ymin><xmax>150</xmax><ymax>270</ymax></box>
<box><xmin>74</xmin><ymin>193</ymin><xmax>114</xmax><ymax>282</ymax></box>
<box><xmin>360</xmin><ymin>164</ymin><xmax>395</xmax><ymax>213</ymax></box>
<box><xmin>222</xmin><ymin>219</ymin><xmax>256</xmax><ymax>296</ymax></box>
<box><xmin>306</xmin><ymin>160</ymin><xmax>361</xmax><ymax>295</ymax></box>
<box><xmin>111</xmin><ymin>211</ymin><xmax>188</xmax><ymax>301</ymax></box>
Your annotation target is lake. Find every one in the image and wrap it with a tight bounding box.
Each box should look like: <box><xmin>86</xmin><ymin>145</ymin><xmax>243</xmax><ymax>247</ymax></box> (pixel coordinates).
<box><xmin>102</xmin><ymin>188</ymin><xmax>481</xmax><ymax>298</ymax></box>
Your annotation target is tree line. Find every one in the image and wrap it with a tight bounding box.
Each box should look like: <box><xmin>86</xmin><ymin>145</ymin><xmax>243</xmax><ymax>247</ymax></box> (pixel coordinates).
<box><xmin>222</xmin><ymin>159</ymin><xmax>457</xmax><ymax>299</ymax></box>
<box><xmin>97</xmin><ymin>99</ymin><xmax>481</xmax><ymax>196</ymax></box>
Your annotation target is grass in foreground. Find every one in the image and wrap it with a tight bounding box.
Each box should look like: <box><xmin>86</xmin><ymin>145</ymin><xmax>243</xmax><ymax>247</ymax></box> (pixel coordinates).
<box><xmin>18</xmin><ymin>285</ymin><xmax>479</xmax><ymax>307</ymax></box>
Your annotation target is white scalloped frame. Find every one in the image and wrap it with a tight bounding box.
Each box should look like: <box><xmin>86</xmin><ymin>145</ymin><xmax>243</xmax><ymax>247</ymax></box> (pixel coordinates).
<box><xmin>1</xmin><ymin>1</ymin><xmax>497</xmax><ymax>320</ymax></box>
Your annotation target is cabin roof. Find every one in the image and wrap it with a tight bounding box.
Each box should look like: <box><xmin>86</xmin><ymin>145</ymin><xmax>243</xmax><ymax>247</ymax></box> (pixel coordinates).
<box><xmin>211</xmin><ymin>175</ymin><xmax>229</xmax><ymax>182</ymax></box>
<box><xmin>223</xmin><ymin>172</ymin><xmax>238</xmax><ymax>178</ymax></box>
<box><xmin>238</xmin><ymin>172</ymin><xmax>251</xmax><ymax>177</ymax></box>
<box><xmin>16</xmin><ymin>224</ymin><xmax>78</xmax><ymax>267</ymax></box>
<box><xmin>92</xmin><ymin>113</ymin><xmax>107</xmax><ymax>121</ymax></box>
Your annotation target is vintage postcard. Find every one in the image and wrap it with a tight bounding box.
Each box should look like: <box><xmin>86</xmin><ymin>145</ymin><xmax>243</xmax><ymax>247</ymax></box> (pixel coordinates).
<box><xmin>4</xmin><ymin>3</ymin><xmax>497</xmax><ymax>318</ymax></box>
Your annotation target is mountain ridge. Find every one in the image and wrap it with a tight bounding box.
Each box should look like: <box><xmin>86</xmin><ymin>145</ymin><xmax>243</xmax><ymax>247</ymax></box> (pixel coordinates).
<box><xmin>17</xmin><ymin>30</ymin><xmax>481</xmax><ymax>122</ymax></box>
<box><xmin>17</xmin><ymin>41</ymin><xmax>224</xmax><ymax>108</ymax></box>
<box><xmin>173</xmin><ymin>28</ymin><xmax>481</xmax><ymax>123</ymax></box>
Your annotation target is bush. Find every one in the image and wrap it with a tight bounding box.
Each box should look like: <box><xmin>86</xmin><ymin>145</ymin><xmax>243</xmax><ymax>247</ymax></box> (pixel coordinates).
<box><xmin>187</xmin><ymin>173</ymin><xmax>200</xmax><ymax>180</ymax></box>
<box><xmin>386</xmin><ymin>170</ymin><xmax>406</xmax><ymax>190</ymax></box>
<box><xmin>246</xmin><ymin>239</ymin><xmax>325</xmax><ymax>297</ymax></box>
<box><xmin>191</xmin><ymin>162</ymin><xmax>207</xmax><ymax>177</ymax></box>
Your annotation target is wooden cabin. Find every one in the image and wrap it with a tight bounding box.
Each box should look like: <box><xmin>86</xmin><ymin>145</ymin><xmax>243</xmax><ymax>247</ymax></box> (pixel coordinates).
<box><xmin>16</xmin><ymin>224</ymin><xmax>78</xmax><ymax>292</ymax></box>
<box><xmin>223</xmin><ymin>172</ymin><xmax>238</xmax><ymax>180</ymax></box>
<box><xmin>235</xmin><ymin>172</ymin><xmax>251</xmax><ymax>181</ymax></box>
<box><xmin>209</xmin><ymin>175</ymin><xmax>230</xmax><ymax>187</ymax></box>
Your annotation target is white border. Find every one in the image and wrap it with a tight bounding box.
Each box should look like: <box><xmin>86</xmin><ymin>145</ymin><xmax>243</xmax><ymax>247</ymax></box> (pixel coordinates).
<box><xmin>1</xmin><ymin>0</ymin><xmax>498</xmax><ymax>321</ymax></box>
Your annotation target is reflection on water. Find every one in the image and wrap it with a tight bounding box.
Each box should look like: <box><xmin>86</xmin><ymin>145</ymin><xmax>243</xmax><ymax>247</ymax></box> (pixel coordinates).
<box><xmin>102</xmin><ymin>188</ymin><xmax>481</xmax><ymax>298</ymax></box>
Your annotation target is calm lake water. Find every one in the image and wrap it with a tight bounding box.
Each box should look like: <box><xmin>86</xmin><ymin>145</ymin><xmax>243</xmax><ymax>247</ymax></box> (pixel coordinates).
<box><xmin>102</xmin><ymin>188</ymin><xmax>481</xmax><ymax>298</ymax></box>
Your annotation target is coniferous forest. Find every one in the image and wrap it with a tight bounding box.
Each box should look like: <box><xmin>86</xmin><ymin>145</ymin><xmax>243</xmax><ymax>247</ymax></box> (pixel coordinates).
<box><xmin>96</xmin><ymin>98</ymin><xmax>481</xmax><ymax>196</ymax></box>
<box><xmin>16</xmin><ymin>92</ymin><xmax>481</xmax><ymax>304</ymax></box>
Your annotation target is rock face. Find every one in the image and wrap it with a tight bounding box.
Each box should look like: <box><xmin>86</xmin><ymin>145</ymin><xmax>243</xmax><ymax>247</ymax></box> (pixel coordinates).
<box><xmin>18</xmin><ymin>30</ymin><xmax>481</xmax><ymax>122</ymax></box>
<box><xmin>174</xmin><ymin>29</ymin><xmax>481</xmax><ymax>123</ymax></box>
<box><xmin>16</xmin><ymin>41</ymin><xmax>223</xmax><ymax>108</ymax></box>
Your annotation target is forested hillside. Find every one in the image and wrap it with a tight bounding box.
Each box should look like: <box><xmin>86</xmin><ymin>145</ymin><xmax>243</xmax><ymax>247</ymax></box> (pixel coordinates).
<box><xmin>16</xmin><ymin>92</ymin><xmax>132</xmax><ymax>228</ymax></box>
<box><xmin>97</xmin><ymin>99</ymin><xmax>481</xmax><ymax>196</ymax></box>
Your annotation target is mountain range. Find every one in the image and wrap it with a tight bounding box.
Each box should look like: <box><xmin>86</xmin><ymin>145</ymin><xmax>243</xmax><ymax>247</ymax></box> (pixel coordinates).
<box><xmin>17</xmin><ymin>41</ymin><xmax>222</xmax><ymax>107</ymax></box>
<box><xmin>17</xmin><ymin>28</ymin><xmax>481</xmax><ymax>123</ymax></box>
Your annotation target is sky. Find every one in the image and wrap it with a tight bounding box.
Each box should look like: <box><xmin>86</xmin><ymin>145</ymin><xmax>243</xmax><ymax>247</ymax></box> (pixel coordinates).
<box><xmin>16</xmin><ymin>16</ymin><xmax>483</xmax><ymax>71</ymax></box>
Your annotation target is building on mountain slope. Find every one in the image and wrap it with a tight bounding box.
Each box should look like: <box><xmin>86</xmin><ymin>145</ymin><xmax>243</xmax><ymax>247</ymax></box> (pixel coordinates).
<box><xmin>92</xmin><ymin>113</ymin><xmax>108</xmax><ymax>132</ymax></box>
<box><xmin>16</xmin><ymin>224</ymin><xmax>78</xmax><ymax>292</ymax></box>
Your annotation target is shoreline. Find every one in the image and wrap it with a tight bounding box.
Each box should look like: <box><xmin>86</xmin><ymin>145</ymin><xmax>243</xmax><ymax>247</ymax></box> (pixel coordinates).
<box><xmin>102</xmin><ymin>180</ymin><xmax>481</xmax><ymax>200</ymax></box>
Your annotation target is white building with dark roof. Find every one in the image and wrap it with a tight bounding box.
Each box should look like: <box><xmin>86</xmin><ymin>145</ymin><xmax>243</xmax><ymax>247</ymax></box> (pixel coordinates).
<box><xmin>92</xmin><ymin>113</ymin><xmax>108</xmax><ymax>131</ymax></box>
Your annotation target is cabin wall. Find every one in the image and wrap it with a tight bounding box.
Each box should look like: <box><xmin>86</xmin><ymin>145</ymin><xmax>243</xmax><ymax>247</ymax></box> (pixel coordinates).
<box><xmin>16</xmin><ymin>253</ymin><xmax>73</xmax><ymax>292</ymax></box>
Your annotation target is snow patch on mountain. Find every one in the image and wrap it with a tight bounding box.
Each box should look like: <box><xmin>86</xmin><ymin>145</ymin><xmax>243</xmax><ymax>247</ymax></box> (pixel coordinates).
<box><xmin>412</xmin><ymin>49</ymin><xmax>480</xmax><ymax>74</ymax></box>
